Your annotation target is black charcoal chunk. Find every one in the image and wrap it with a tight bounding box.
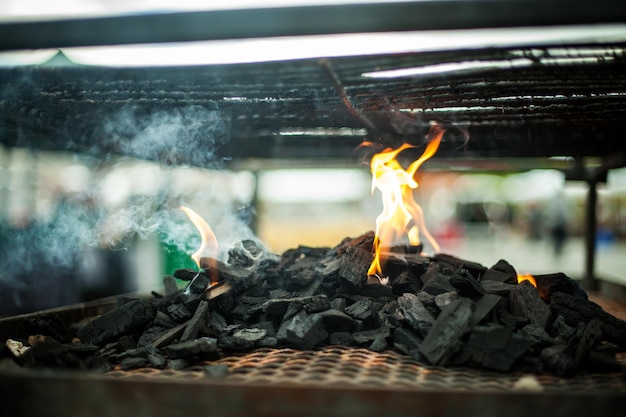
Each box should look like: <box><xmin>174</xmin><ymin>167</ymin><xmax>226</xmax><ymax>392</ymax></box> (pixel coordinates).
<box><xmin>481</xmin><ymin>259</ymin><xmax>517</xmax><ymax>283</ymax></box>
<box><xmin>449</xmin><ymin>269</ymin><xmax>485</xmax><ymax>298</ymax></box>
<box><xmin>184</xmin><ymin>272</ymin><xmax>210</xmax><ymax>295</ymax></box>
<box><xmin>353</xmin><ymin>327</ymin><xmax>390</xmax><ymax>344</ymax></box>
<box><xmin>302</xmin><ymin>295</ymin><xmax>331</xmax><ymax>314</ymax></box>
<box><xmin>369</xmin><ymin>335</ymin><xmax>388</xmax><ymax>352</ymax></box>
<box><xmin>534</xmin><ymin>273</ymin><xmax>587</xmax><ymax>301</ymax></box>
<box><xmin>167</xmin><ymin>303</ymin><xmax>193</xmax><ymax>322</ymax></box>
<box><xmin>551</xmin><ymin>315</ymin><xmax>576</xmax><ymax>340</ymax></box>
<box><xmin>359</xmin><ymin>283</ymin><xmax>394</xmax><ymax>298</ymax></box>
<box><xmin>418</xmin><ymin>298</ymin><xmax>474</xmax><ymax>366</ymax></box>
<box><xmin>251</xmin><ymin>321</ymin><xmax>276</xmax><ymax>337</ymax></box>
<box><xmin>330</xmin><ymin>297</ymin><xmax>347</xmax><ymax>311</ymax></box>
<box><xmin>337</xmin><ymin>246</ymin><xmax>371</xmax><ymax>292</ymax></box>
<box><xmin>168</xmin><ymin>358</ymin><xmax>191</xmax><ymax>370</ymax></box>
<box><xmin>392</xmin><ymin>327</ymin><xmax>423</xmax><ymax>353</ymax></box>
<box><xmin>397</xmin><ymin>293</ymin><xmax>434</xmax><ymax>336</ymax></box>
<box><xmin>163</xmin><ymin>337</ymin><xmax>219</xmax><ymax>360</ymax></box>
<box><xmin>432</xmin><ymin>254</ymin><xmax>487</xmax><ymax>279</ymax></box>
<box><xmin>470</xmin><ymin>293</ymin><xmax>503</xmax><ymax>326</ymax></box>
<box><xmin>319</xmin><ymin>309</ymin><xmax>359</xmax><ymax>332</ymax></box>
<box><xmin>147</xmin><ymin>351</ymin><xmax>167</xmax><ymax>369</ymax></box>
<box><xmin>510</xmin><ymin>281</ymin><xmax>550</xmax><ymax>329</ymax></box>
<box><xmin>345</xmin><ymin>299</ymin><xmax>378</xmax><ymax>321</ymax></box>
<box><xmin>481</xmin><ymin>280</ymin><xmax>516</xmax><ymax>296</ymax></box>
<box><xmin>541</xmin><ymin>344</ymin><xmax>575</xmax><ymax>376</ymax></box>
<box><xmin>550</xmin><ymin>292</ymin><xmax>626</xmax><ymax>347</ymax></box>
<box><xmin>434</xmin><ymin>291</ymin><xmax>459</xmax><ymax>310</ymax></box>
<box><xmin>453</xmin><ymin>324</ymin><xmax>534</xmax><ymax>371</ymax></box>
<box><xmin>180</xmin><ymin>300</ymin><xmax>209</xmax><ymax>342</ymax></box>
<box><xmin>121</xmin><ymin>357</ymin><xmax>149</xmax><ymax>370</ymax></box>
<box><xmin>277</xmin><ymin>311</ymin><xmax>328</xmax><ymax>350</ymax></box>
<box><xmin>422</xmin><ymin>274</ymin><xmax>457</xmax><ymax>296</ymax></box>
<box><xmin>233</xmin><ymin>328</ymin><xmax>267</xmax><ymax>348</ymax></box>
<box><xmin>162</xmin><ymin>275</ymin><xmax>180</xmax><ymax>296</ymax></box>
<box><xmin>173</xmin><ymin>268</ymin><xmax>200</xmax><ymax>281</ymax></box>
<box><xmin>78</xmin><ymin>299</ymin><xmax>156</xmax><ymax>346</ymax></box>
<box><xmin>329</xmin><ymin>332</ymin><xmax>354</xmax><ymax>346</ymax></box>
<box><xmin>259</xmin><ymin>337</ymin><xmax>278</xmax><ymax>348</ymax></box>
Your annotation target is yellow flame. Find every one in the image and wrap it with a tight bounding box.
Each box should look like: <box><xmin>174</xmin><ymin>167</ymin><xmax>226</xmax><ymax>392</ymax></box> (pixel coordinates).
<box><xmin>517</xmin><ymin>273</ymin><xmax>537</xmax><ymax>287</ymax></box>
<box><xmin>368</xmin><ymin>126</ymin><xmax>444</xmax><ymax>276</ymax></box>
<box><xmin>178</xmin><ymin>206</ymin><xmax>219</xmax><ymax>270</ymax></box>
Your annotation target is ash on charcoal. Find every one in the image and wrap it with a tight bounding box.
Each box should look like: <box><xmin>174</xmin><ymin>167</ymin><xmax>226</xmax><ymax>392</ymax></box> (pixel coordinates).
<box><xmin>228</xmin><ymin>239</ymin><xmax>263</xmax><ymax>267</ymax></box>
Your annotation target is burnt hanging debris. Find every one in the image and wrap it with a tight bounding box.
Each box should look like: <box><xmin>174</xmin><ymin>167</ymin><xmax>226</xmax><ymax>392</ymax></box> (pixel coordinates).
<box><xmin>3</xmin><ymin>231</ymin><xmax>626</xmax><ymax>376</ymax></box>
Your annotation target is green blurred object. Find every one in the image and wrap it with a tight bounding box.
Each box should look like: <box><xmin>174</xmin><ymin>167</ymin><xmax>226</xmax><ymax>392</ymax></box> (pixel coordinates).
<box><xmin>160</xmin><ymin>241</ymin><xmax>195</xmax><ymax>283</ymax></box>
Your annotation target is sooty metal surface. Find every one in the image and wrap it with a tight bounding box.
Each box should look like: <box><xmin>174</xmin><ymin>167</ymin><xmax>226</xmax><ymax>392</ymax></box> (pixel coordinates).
<box><xmin>1</xmin><ymin>43</ymin><xmax>626</xmax><ymax>167</ymax></box>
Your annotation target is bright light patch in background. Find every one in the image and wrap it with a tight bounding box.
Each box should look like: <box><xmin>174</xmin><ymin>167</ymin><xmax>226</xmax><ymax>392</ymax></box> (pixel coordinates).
<box><xmin>258</xmin><ymin>169</ymin><xmax>370</xmax><ymax>203</ymax></box>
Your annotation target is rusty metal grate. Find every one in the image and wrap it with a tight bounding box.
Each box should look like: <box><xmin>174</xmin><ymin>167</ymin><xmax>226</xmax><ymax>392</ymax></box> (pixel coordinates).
<box><xmin>107</xmin><ymin>346</ymin><xmax>626</xmax><ymax>393</ymax></box>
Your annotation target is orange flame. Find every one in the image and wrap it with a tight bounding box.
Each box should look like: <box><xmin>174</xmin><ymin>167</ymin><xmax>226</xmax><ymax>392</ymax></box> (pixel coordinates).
<box><xmin>517</xmin><ymin>273</ymin><xmax>537</xmax><ymax>287</ymax></box>
<box><xmin>368</xmin><ymin>126</ymin><xmax>445</xmax><ymax>277</ymax></box>
<box><xmin>179</xmin><ymin>206</ymin><xmax>219</xmax><ymax>282</ymax></box>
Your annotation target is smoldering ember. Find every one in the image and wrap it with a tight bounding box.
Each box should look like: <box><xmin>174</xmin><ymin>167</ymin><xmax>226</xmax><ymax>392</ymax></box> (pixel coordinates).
<box><xmin>3</xmin><ymin>231</ymin><xmax>626</xmax><ymax>377</ymax></box>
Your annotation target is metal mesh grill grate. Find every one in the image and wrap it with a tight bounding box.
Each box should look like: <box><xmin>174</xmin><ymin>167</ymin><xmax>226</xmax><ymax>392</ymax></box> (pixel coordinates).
<box><xmin>106</xmin><ymin>347</ymin><xmax>626</xmax><ymax>393</ymax></box>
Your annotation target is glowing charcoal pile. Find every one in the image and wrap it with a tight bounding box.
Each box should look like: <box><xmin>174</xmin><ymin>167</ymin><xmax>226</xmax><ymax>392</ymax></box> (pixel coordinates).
<box><xmin>6</xmin><ymin>128</ymin><xmax>626</xmax><ymax>377</ymax></box>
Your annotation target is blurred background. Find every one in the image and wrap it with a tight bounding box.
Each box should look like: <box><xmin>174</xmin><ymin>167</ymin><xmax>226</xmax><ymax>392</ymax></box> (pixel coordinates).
<box><xmin>1</xmin><ymin>144</ymin><xmax>625</xmax><ymax>315</ymax></box>
<box><xmin>1</xmin><ymin>1</ymin><xmax>625</xmax><ymax>315</ymax></box>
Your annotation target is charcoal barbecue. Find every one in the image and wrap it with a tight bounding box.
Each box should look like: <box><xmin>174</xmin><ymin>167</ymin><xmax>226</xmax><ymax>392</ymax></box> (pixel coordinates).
<box><xmin>1</xmin><ymin>1</ymin><xmax>626</xmax><ymax>416</ymax></box>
